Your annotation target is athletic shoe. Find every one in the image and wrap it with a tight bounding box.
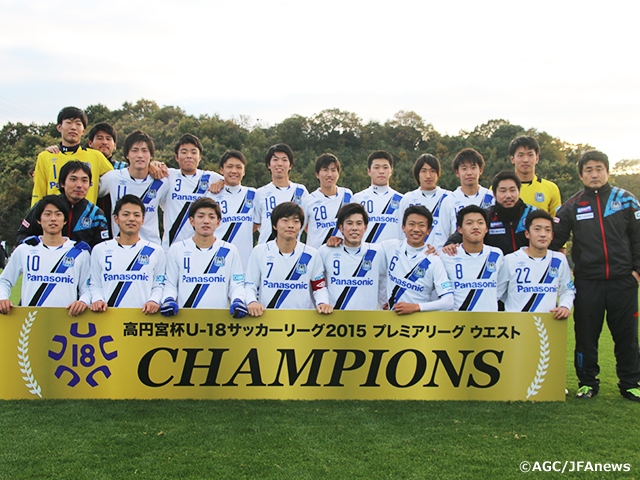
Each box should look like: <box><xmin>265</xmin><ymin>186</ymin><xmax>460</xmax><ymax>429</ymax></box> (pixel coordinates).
<box><xmin>576</xmin><ymin>385</ymin><xmax>597</xmax><ymax>399</ymax></box>
<box><xmin>621</xmin><ymin>388</ymin><xmax>640</xmax><ymax>402</ymax></box>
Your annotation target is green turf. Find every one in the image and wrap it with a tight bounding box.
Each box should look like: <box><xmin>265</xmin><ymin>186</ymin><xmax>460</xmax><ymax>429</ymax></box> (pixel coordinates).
<box><xmin>1</xmin><ymin>280</ymin><xmax>639</xmax><ymax>478</ymax></box>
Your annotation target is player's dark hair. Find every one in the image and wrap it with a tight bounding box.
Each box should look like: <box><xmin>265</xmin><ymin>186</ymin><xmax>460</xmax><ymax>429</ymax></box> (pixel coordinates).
<box><xmin>270</xmin><ymin>202</ymin><xmax>304</xmax><ymax>230</ymax></box>
<box><xmin>123</xmin><ymin>130</ymin><xmax>155</xmax><ymax>158</ymax></box>
<box><xmin>189</xmin><ymin>197</ymin><xmax>222</xmax><ymax>219</ymax></box>
<box><xmin>88</xmin><ymin>122</ymin><xmax>117</xmax><ymax>144</ymax></box>
<box><xmin>337</xmin><ymin>203</ymin><xmax>369</xmax><ymax>228</ymax></box>
<box><xmin>492</xmin><ymin>170</ymin><xmax>522</xmax><ymax>192</ymax></box>
<box><xmin>114</xmin><ymin>194</ymin><xmax>146</xmax><ymax>217</ymax></box>
<box><xmin>578</xmin><ymin>150</ymin><xmax>609</xmax><ymax>175</ymax></box>
<box><xmin>456</xmin><ymin>204</ymin><xmax>489</xmax><ymax>228</ymax></box>
<box><xmin>367</xmin><ymin>150</ymin><xmax>394</xmax><ymax>169</ymax></box>
<box><xmin>58</xmin><ymin>161</ymin><xmax>92</xmax><ymax>193</ymax></box>
<box><xmin>219</xmin><ymin>150</ymin><xmax>247</xmax><ymax>168</ymax></box>
<box><xmin>264</xmin><ymin>143</ymin><xmax>295</xmax><ymax>168</ymax></box>
<box><xmin>412</xmin><ymin>154</ymin><xmax>441</xmax><ymax>185</ymax></box>
<box><xmin>525</xmin><ymin>209</ymin><xmax>553</xmax><ymax>231</ymax></box>
<box><xmin>57</xmin><ymin>106</ymin><xmax>88</xmax><ymax>128</ymax></box>
<box><xmin>174</xmin><ymin>133</ymin><xmax>203</xmax><ymax>155</ymax></box>
<box><xmin>508</xmin><ymin>136</ymin><xmax>540</xmax><ymax>156</ymax></box>
<box><xmin>403</xmin><ymin>205</ymin><xmax>433</xmax><ymax>230</ymax></box>
<box><xmin>315</xmin><ymin>153</ymin><xmax>341</xmax><ymax>174</ymax></box>
<box><xmin>452</xmin><ymin>148</ymin><xmax>485</xmax><ymax>171</ymax></box>
<box><xmin>34</xmin><ymin>195</ymin><xmax>70</xmax><ymax>224</ymax></box>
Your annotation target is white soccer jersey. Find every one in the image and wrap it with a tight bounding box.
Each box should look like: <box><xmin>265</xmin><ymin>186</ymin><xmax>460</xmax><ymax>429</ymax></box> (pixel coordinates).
<box><xmin>380</xmin><ymin>239</ymin><xmax>453</xmax><ymax>309</ymax></box>
<box><xmin>90</xmin><ymin>239</ymin><xmax>166</xmax><ymax>308</ymax></box>
<box><xmin>432</xmin><ymin>186</ymin><xmax>495</xmax><ymax>248</ymax></box>
<box><xmin>160</xmin><ymin>168</ymin><xmax>224</xmax><ymax>250</ymax></box>
<box><xmin>99</xmin><ymin>169</ymin><xmax>169</xmax><ymax>245</ymax></box>
<box><xmin>302</xmin><ymin>187</ymin><xmax>354</xmax><ymax>249</ymax></box>
<box><xmin>0</xmin><ymin>238</ymin><xmax>90</xmax><ymax>307</ymax></box>
<box><xmin>398</xmin><ymin>187</ymin><xmax>451</xmax><ymax>246</ymax></box>
<box><xmin>206</xmin><ymin>184</ymin><xmax>256</xmax><ymax>271</ymax></box>
<box><xmin>319</xmin><ymin>243</ymin><xmax>386</xmax><ymax>310</ymax></box>
<box><xmin>498</xmin><ymin>248</ymin><xmax>575</xmax><ymax>312</ymax></box>
<box><xmin>353</xmin><ymin>185</ymin><xmax>403</xmax><ymax>243</ymax></box>
<box><xmin>439</xmin><ymin>245</ymin><xmax>504</xmax><ymax>312</ymax></box>
<box><xmin>163</xmin><ymin>238</ymin><xmax>245</xmax><ymax>308</ymax></box>
<box><xmin>245</xmin><ymin>241</ymin><xmax>329</xmax><ymax>309</ymax></box>
<box><xmin>254</xmin><ymin>182</ymin><xmax>309</xmax><ymax>244</ymax></box>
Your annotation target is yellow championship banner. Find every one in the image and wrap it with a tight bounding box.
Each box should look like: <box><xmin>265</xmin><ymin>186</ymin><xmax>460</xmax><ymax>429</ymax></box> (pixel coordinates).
<box><xmin>0</xmin><ymin>307</ymin><xmax>566</xmax><ymax>401</ymax></box>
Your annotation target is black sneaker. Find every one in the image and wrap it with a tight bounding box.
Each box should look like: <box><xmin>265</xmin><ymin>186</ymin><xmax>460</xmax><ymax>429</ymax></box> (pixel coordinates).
<box><xmin>576</xmin><ymin>385</ymin><xmax>597</xmax><ymax>399</ymax></box>
<box><xmin>621</xmin><ymin>388</ymin><xmax>640</xmax><ymax>402</ymax></box>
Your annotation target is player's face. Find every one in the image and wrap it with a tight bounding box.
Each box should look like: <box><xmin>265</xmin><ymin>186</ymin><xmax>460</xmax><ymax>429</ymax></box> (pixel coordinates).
<box><xmin>525</xmin><ymin>218</ymin><xmax>554</xmax><ymax>250</ymax></box>
<box><xmin>494</xmin><ymin>179</ymin><xmax>519</xmax><ymax>208</ymax></box>
<box><xmin>220</xmin><ymin>158</ymin><xmax>245</xmax><ymax>186</ymax></box>
<box><xmin>38</xmin><ymin>204</ymin><xmax>65</xmax><ymax>236</ymax></box>
<box><xmin>114</xmin><ymin>204</ymin><xmax>144</xmax><ymax>236</ymax></box>
<box><xmin>274</xmin><ymin>215</ymin><xmax>301</xmax><ymax>241</ymax></box>
<box><xmin>368</xmin><ymin>159</ymin><xmax>392</xmax><ymax>187</ymax></box>
<box><xmin>402</xmin><ymin>213</ymin><xmax>431</xmax><ymax>248</ymax></box>
<box><xmin>510</xmin><ymin>146</ymin><xmax>539</xmax><ymax>176</ymax></box>
<box><xmin>57</xmin><ymin>118</ymin><xmax>85</xmax><ymax>146</ymax></box>
<box><xmin>455</xmin><ymin>162</ymin><xmax>482</xmax><ymax>188</ymax></box>
<box><xmin>189</xmin><ymin>207</ymin><xmax>221</xmax><ymax>236</ymax></box>
<box><xmin>176</xmin><ymin>143</ymin><xmax>201</xmax><ymax>175</ymax></box>
<box><xmin>418</xmin><ymin>164</ymin><xmax>439</xmax><ymax>190</ymax></box>
<box><xmin>88</xmin><ymin>130</ymin><xmax>116</xmax><ymax>158</ymax></box>
<box><xmin>316</xmin><ymin>163</ymin><xmax>340</xmax><ymax>190</ymax></box>
<box><xmin>61</xmin><ymin>169</ymin><xmax>90</xmax><ymax>203</ymax></box>
<box><xmin>339</xmin><ymin>214</ymin><xmax>366</xmax><ymax>247</ymax></box>
<box><xmin>268</xmin><ymin>153</ymin><xmax>292</xmax><ymax>181</ymax></box>
<box><xmin>457</xmin><ymin>213</ymin><xmax>488</xmax><ymax>245</ymax></box>
<box><xmin>579</xmin><ymin>160</ymin><xmax>609</xmax><ymax>190</ymax></box>
<box><xmin>126</xmin><ymin>142</ymin><xmax>152</xmax><ymax>170</ymax></box>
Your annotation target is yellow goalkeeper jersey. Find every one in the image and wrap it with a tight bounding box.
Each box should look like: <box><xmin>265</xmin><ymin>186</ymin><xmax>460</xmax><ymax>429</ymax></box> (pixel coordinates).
<box><xmin>519</xmin><ymin>175</ymin><xmax>562</xmax><ymax>214</ymax></box>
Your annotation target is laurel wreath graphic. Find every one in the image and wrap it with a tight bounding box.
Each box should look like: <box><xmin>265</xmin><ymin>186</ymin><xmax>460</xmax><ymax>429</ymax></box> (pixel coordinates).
<box><xmin>526</xmin><ymin>315</ymin><xmax>549</xmax><ymax>399</ymax></box>
<box><xmin>17</xmin><ymin>311</ymin><xmax>42</xmax><ymax>398</ymax></box>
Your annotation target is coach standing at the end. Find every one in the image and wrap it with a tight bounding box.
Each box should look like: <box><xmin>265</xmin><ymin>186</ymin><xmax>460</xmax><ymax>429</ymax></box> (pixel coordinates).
<box><xmin>550</xmin><ymin>151</ymin><xmax>640</xmax><ymax>402</ymax></box>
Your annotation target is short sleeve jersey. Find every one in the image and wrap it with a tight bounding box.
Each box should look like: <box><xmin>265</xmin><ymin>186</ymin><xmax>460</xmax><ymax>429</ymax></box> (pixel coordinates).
<box><xmin>302</xmin><ymin>187</ymin><xmax>354</xmax><ymax>249</ymax></box>
<box><xmin>163</xmin><ymin>237</ymin><xmax>245</xmax><ymax>308</ymax></box>
<box><xmin>398</xmin><ymin>186</ymin><xmax>451</xmax><ymax>246</ymax></box>
<box><xmin>353</xmin><ymin>185</ymin><xmax>404</xmax><ymax>243</ymax></box>
<box><xmin>254</xmin><ymin>182</ymin><xmax>309</xmax><ymax>244</ymax></box>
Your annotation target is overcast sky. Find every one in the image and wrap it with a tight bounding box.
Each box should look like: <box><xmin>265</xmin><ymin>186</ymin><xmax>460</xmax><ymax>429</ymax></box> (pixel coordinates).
<box><xmin>1</xmin><ymin>0</ymin><xmax>638</xmax><ymax>165</ymax></box>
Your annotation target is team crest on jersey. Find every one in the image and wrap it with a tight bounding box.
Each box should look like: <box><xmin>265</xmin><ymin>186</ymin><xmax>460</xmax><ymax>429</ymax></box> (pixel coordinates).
<box><xmin>62</xmin><ymin>257</ymin><xmax>75</xmax><ymax>268</ymax></box>
<box><xmin>81</xmin><ymin>216</ymin><xmax>92</xmax><ymax>227</ymax></box>
<box><xmin>487</xmin><ymin>262</ymin><xmax>497</xmax><ymax>272</ymax></box>
<box><xmin>138</xmin><ymin>255</ymin><xmax>150</xmax><ymax>265</ymax></box>
<box><xmin>294</xmin><ymin>195</ymin><xmax>302</xmax><ymax>204</ymax></box>
<box><xmin>391</xmin><ymin>199</ymin><xmax>400</xmax><ymax>209</ymax></box>
<box><xmin>148</xmin><ymin>189</ymin><xmax>157</xmax><ymax>199</ymax></box>
<box><xmin>296</xmin><ymin>263</ymin><xmax>307</xmax><ymax>275</ymax></box>
<box><xmin>414</xmin><ymin>267</ymin><xmax>426</xmax><ymax>278</ymax></box>
<box><xmin>199</xmin><ymin>180</ymin><xmax>209</xmax><ymax>191</ymax></box>
<box><xmin>611</xmin><ymin>201</ymin><xmax>622</xmax><ymax>211</ymax></box>
<box><xmin>535</xmin><ymin>192</ymin><xmax>545</xmax><ymax>202</ymax></box>
<box><xmin>214</xmin><ymin>256</ymin><xmax>226</xmax><ymax>267</ymax></box>
<box><xmin>363</xmin><ymin>260</ymin><xmax>372</xmax><ymax>271</ymax></box>
<box><xmin>246</xmin><ymin>198</ymin><xmax>254</xmax><ymax>208</ymax></box>
<box><xmin>549</xmin><ymin>267</ymin><xmax>558</xmax><ymax>278</ymax></box>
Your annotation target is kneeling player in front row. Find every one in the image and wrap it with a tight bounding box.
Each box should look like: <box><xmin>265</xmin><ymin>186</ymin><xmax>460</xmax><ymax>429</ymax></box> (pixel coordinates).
<box><xmin>498</xmin><ymin>210</ymin><xmax>574</xmax><ymax>318</ymax></box>
<box><xmin>319</xmin><ymin>203</ymin><xmax>386</xmax><ymax>310</ymax></box>
<box><xmin>89</xmin><ymin>195</ymin><xmax>165</xmax><ymax>313</ymax></box>
<box><xmin>381</xmin><ymin>205</ymin><xmax>454</xmax><ymax>315</ymax></box>
<box><xmin>439</xmin><ymin>205</ymin><xmax>504</xmax><ymax>312</ymax></box>
<box><xmin>245</xmin><ymin>202</ymin><xmax>332</xmax><ymax>316</ymax></box>
<box><xmin>0</xmin><ymin>195</ymin><xmax>91</xmax><ymax>315</ymax></box>
<box><xmin>160</xmin><ymin>197</ymin><xmax>247</xmax><ymax>317</ymax></box>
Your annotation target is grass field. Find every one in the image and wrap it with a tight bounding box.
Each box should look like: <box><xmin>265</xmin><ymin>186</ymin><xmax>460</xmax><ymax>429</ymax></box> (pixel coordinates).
<box><xmin>1</xmin><ymin>278</ymin><xmax>639</xmax><ymax>479</ymax></box>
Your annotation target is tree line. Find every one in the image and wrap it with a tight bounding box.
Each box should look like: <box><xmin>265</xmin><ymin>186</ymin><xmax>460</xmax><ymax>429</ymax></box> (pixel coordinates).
<box><xmin>0</xmin><ymin>98</ymin><xmax>636</xmax><ymax>247</ymax></box>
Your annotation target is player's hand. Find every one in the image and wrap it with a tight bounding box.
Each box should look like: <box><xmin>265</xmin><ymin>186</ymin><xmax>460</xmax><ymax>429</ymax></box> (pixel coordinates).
<box><xmin>393</xmin><ymin>302</ymin><xmax>420</xmax><ymax>315</ymax></box>
<box><xmin>160</xmin><ymin>297</ymin><xmax>179</xmax><ymax>317</ymax></box>
<box><xmin>632</xmin><ymin>271</ymin><xmax>640</xmax><ymax>284</ymax></box>
<box><xmin>551</xmin><ymin>306</ymin><xmax>571</xmax><ymax>320</ymax></box>
<box><xmin>317</xmin><ymin>303</ymin><xmax>333</xmax><ymax>315</ymax></box>
<box><xmin>0</xmin><ymin>299</ymin><xmax>14</xmax><ymax>314</ymax></box>
<box><xmin>326</xmin><ymin>236</ymin><xmax>343</xmax><ymax>247</ymax></box>
<box><xmin>230</xmin><ymin>298</ymin><xmax>248</xmax><ymax>318</ymax></box>
<box><xmin>382</xmin><ymin>302</ymin><xmax>389</xmax><ymax>310</ymax></box>
<box><xmin>441</xmin><ymin>244</ymin><xmax>458</xmax><ymax>256</ymax></box>
<box><xmin>67</xmin><ymin>300</ymin><xmax>88</xmax><ymax>317</ymax></box>
<box><xmin>247</xmin><ymin>301</ymin><xmax>265</xmax><ymax>317</ymax></box>
<box><xmin>206</xmin><ymin>179</ymin><xmax>224</xmax><ymax>194</ymax></box>
<box><xmin>149</xmin><ymin>161</ymin><xmax>169</xmax><ymax>179</ymax></box>
<box><xmin>46</xmin><ymin>145</ymin><xmax>60</xmax><ymax>154</ymax></box>
<box><xmin>90</xmin><ymin>300</ymin><xmax>107</xmax><ymax>312</ymax></box>
<box><xmin>425</xmin><ymin>244</ymin><xmax>437</xmax><ymax>256</ymax></box>
<box><xmin>142</xmin><ymin>301</ymin><xmax>160</xmax><ymax>314</ymax></box>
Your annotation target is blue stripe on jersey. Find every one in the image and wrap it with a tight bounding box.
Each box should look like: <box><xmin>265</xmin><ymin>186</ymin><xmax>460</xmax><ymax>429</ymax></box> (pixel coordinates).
<box><xmin>240</xmin><ymin>190</ymin><xmax>255</xmax><ymax>214</ymax></box>
<box><xmin>114</xmin><ymin>161</ymin><xmax>127</xmax><ymax>170</ymax></box>
<box><xmin>114</xmin><ymin>245</ymin><xmax>156</xmax><ymax>307</ymax></box>
<box><xmin>141</xmin><ymin>179</ymin><xmax>164</xmax><ymax>205</ymax></box>
<box><xmin>466</xmin><ymin>251</ymin><xmax>500</xmax><ymax>311</ymax></box>
<box><xmin>604</xmin><ymin>187</ymin><xmax>639</xmax><ymax>217</ymax></box>
<box><xmin>383</xmin><ymin>194</ymin><xmax>402</xmax><ymax>215</ymax></box>
<box><xmin>187</xmin><ymin>246</ymin><xmax>231</xmax><ymax>308</ymax></box>
<box><xmin>390</xmin><ymin>257</ymin><xmax>431</xmax><ymax>307</ymax></box>
<box><xmin>196</xmin><ymin>174</ymin><xmax>211</xmax><ymax>194</ymax></box>
<box><xmin>530</xmin><ymin>256</ymin><xmax>563</xmax><ymax>311</ymax></box>
<box><xmin>516</xmin><ymin>206</ymin><xmax>536</xmax><ymax>233</ymax></box>
<box><xmin>292</xmin><ymin>186</ymin><xmax>304</xmax><ymax>205</ymax></box>
<box><xmin>272</xmin><ymin>251</ymin><xmax>313</xmax><ymax>308</ymax></box>
<box><xmin>36</xmin><ymin>247</ymin><xmax>85</xmax><ymax>305</ymax></box>
<box><xmin>339</xmin><ymin>249</ymin><xmax>378</xmax><ymax>310</ymax></box>
<box><xmin>225</xmin><ymin>223</ymin><xmax>243</xmax><ymax>243</ymax></box>
<box><xmin>481</xmin><ymin>193</ymin><xmax>494</xmax><ymax>209</ymax></box>
<box><xmin>432</xmin><ymin>194</ymin><xmax>447</xmax><ymax>217</ymax></box>
<box><xmin>467</xmin><ymin>290</ymin><xmax>484</xmax><ymax>311</ymax></box>
<box><xmin>331</xmin><ymin>191</ymin><xmax>353</xmax><ymax>237</ymax></box>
